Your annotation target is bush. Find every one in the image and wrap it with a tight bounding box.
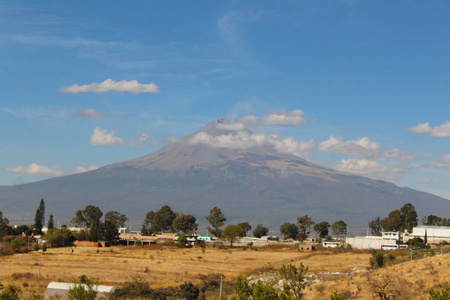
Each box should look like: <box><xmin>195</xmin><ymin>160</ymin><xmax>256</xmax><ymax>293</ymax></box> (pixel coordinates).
<box><xmin>330</xmin><ymin>291</ymin><xmax>344</xmax><ymax>300</ymax></box>
<box><xmin>180</xmin><ymin>282</ymin><xmax>200</xmax><ymax>300</ymax></box>
<box><xmin>408</xmin><ymin>237</ymin><xmax>425</xmax><ymax>248</ymax></box>
<box><xmin>10</xmin><ymin>238</ymin><xmax>25</xmax><ymax>253</ymax></box>
<box><xmin>177</xmin><ymin>235</ymin><xmax>187</xmax><ymax>248</ymax></box>
<box><xmin>428</xmin><ymin>286</ymin><xmax>450</xmax><ymax>300</ymax></box>
<box><xmin>369</xmin><ymin>250</ymin><xmax>385</xmax><ymax>268</ymax></box>
<box><xmin>33</xmin><ymin>244</ymin><xmax>39</xmax><ymax>251</ymax></box>
<box><xmin>113</xmin><ymin>275</ymin><xmax>166</xmax><ymax>299</ymax></box>
<box><xmin>42</xmin><ymin>243</ymin><xmax>47</xmax><ymax>252</ymax></box>
<box><xmin>68</xmin><ymin>283</ymin><xmax>98</xmax><ymax>300</ymax></box>
<box><xmin>0</xmin><ymin>284</ymin><xmax>22</xmax><ymax>300</ymax></box>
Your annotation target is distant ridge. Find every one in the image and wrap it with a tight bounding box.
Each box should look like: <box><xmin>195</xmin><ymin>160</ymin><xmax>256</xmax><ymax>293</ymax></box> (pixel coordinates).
<box><xmin>1</xmin><ymin>119</ymin><xmax>449</xmax><ymax>233</ymax></box>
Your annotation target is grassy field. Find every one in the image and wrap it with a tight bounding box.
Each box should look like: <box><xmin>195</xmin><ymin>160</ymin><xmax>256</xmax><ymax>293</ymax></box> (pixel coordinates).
<box><xmin>0</xmin><ymin>243</ymin><xmax>448</xmax><ymax>299</ymax></box>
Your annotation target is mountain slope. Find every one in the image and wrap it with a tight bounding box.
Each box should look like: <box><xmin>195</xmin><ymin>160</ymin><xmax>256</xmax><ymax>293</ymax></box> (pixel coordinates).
<box><xmin>1</xmin><ymin>119</ymin><xmax>449</xmax><ymax>232</ymax></box>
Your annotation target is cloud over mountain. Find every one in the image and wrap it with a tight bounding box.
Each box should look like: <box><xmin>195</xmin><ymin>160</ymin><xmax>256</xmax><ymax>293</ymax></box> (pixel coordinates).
<box><xmin>4</xmin><ymin>163</ymin><xmax>64</xmax><ymax>178</ymax></box>
<box><xmin>336</xmin><ymin>159</ymin><xmax>402</xmax><ymax>178</ymax></box>
<box><xmin>318</xmin><ymin>136</ymin><xmax>380</xmax><ymax>158</ymax></box>
<box><xmin>238</xmin><ymin>110</ymin><xmax>311</xmax><ymax>126</ymax></box>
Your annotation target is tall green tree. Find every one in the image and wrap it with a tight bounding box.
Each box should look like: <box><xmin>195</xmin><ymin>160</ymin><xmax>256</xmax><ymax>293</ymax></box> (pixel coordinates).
<box><xmin>331</xmin><ymin>220</ymin><xmax>347</xmax><ymax>236</ymax></box>
<box><xmin>34</xmin><ymin>199</ymin><xmax>45</xmax><ymax>234</ymax></box>
<box><xmin>48</xmin><ymin>213</ymin><xmax>55</xmax><ymax>230</ymax></box>
<box><xmin>105</xmin><ymin>211</ymin><xmax>128</xmax><ymax>228</ymax></box>
<box><xmin>253</xmin><ymin>224</ymin><xmax>269</xmax><ymax>238</ymax></box>
<box><xmin>71</xmin><ymin>210</ymin><xmax>87</xmax><ymax>227</ymax></box>
<box><xmin>172</xmin><ymin>213</ymin><xmax>198</xmax><ymax>234</ymax></box>
<box><xmin>71</xmin><ymin>206</ymin><xmax>103</xmax><ymax>241</ymax></box>
<box><xmin>104</xmin><ymin>220</ymin><xmax>118</xmax><ymax>244</ymax></box>
<box><xmin>381</xmin><ymin>210</ymin><xmax>403</xmax><ymax>232</ymax></box>
<box><xmin>82</xmin><ymin>205</ymin><xmax>103</xmax><ymax>228</ymax></box>
<box><xmin>400</xmin><ymin>203</ymin><xmax>418</xmax><ymax>232</ymax></box>
<box><xmin>237</xmin><ymin>222</ymin><xmax>252</xmax><ymax>237</ymax></box>
<box><xmin>422</xmin><ymin>215</ymin><xmax>443</xmax><ymax>226</ymax></box>
<box><xmin>141</xmin><ymin>211</ymin><xmax>155</xmax><ymax>236</ymax></box>
<box><xmin>369</xmin><ymin>217</ymin><xmax>383</xmax><ymax>236</ymax></box>
<box><xmin>297</xmin><ymin>215</ymin><xmax>314</xmax><ymax>240</ymax></box>
<box><xmin>313</xmin><ymin>222</ymin><xmax>330</xmax><ymax>238</ymax></box>
<box><xmin>152</xmin><ymin>205</ymin><xmax>176</xmax><ymax>233</ymax></box>
<box><xmin>0</xmin><ymin>211</ymin><xmax>9</xmax><ymax>225</ymax></box>
<box><xmin>206</xmin><ymin>207</ymin><xmax>226</xmax><ymax>237</ymax></box>
<box><xmin>280</xmin><ymin>223</ymin><xmax>299</xmax><ymax>239</ymax></box>
<box><xmin>221</xmin><ymin>224</ymin><xmax>243</xmax><ymax>247</ymax></box>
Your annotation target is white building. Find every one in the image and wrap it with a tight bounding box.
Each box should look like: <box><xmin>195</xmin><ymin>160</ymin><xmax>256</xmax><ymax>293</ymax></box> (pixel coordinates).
<box><xmin>44</xmin><ymin>282</ymin><xmax>117</xmax><ymax>299</ymax></box>
<box><xmin>345</xmin><ymin>232</ymin><xmax>405</xmax><ymax>250</ymax></box>
<box><xmin>409</xmin><ymin>226</ymin><xmax>450</xmax><ymax>244</ymax></box>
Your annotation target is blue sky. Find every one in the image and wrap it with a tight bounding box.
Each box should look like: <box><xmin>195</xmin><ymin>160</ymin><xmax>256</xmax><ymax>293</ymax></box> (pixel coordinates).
<box><xmin>1</xmin><ymin>1</ymin><xmax>450</xmax><ymax>200</ymax></box>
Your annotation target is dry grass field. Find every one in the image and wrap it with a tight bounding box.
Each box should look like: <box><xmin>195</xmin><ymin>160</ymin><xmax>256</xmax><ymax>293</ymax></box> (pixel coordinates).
<box><xmin>0</xmin><ymin>243</ymin><xmax>449</xmax><ymax>299</ymax></box>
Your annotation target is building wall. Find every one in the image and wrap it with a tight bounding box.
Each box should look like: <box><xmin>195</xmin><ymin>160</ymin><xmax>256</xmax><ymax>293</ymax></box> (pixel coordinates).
<box><xmin>410</xmin><ymin>226</ymin><xmax>450</xmax><ymax>243</ymax></box>
<box><xmin>345</xmin><ymin>236</ymin><xmax>396</xmax><ymax>249</ymax></box>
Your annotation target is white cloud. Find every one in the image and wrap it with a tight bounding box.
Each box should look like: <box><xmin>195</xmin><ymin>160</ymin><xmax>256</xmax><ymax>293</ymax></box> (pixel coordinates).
<box><xmin>90</xmin><ymin>127</ymin><xmax>124</xmax><ymax>146</ymax></box>
<box><xmin>423</xmin><ymin>178</ymin><xmax>440</xmax><ymax>184</ymax></box>
<box><xmin>238</xmin><ymin>110</ymin><xmax>310</xmax><ymax>126</ymax></box>
<box><xmin>383</xmin><ymin>148</ymin><xmax>418</xmax><ymax>161</ymax></box>
<box><xmin>431</xmin><ymin>154</ymin><xmax>450</xmax><ymax>168</ymax></box>
<box><xmin>336</xmin><ymin>159</ymin><xmax>402</xmax><ymax>178</ymax></box>
<box><xmin>128</xmin><ymin>133</ymin><xmax>156</xmax><ymax>149</ymax></box>
<box><xmin>408</xmin><ymin>121</ymin><xmax>450</xmax><ymax>137</ymax></box>
<box><xmin>318</xmin><ymin>136</ymin><xmax>380</xmax><ymax>158</ymax></box>
<box><xmin>190</xmin><ymin>131</ymin><xmax>267</xmax><ymax>149</ymax></box>
<box><xmin>57</xmin><ymin>79</ymin><xmax>160</xmax><ymax>94</ymax></box>
<box><xmin>69</xmin><ymin>164</ymin><xmax>99</xmax><ymax>175</ymax></box>
<box><xmin>268</xmin><ymin>137</ymin><xmax>316</xmax><ymax>155</ymax></box>
<box><xmin>5</xmin><ymin>163</ymin><xmax>64</xmax><ymax>178</ymax></box>
<box><xmin>73</xmin><ymin>108</ymin><xmax>116</xmax><ymax>119</ymax></box>
<box><xmin>189</xmin><ymin>131</ymin><xmax>315</xmax><ymax>156</ymax></box>
<box><xmin>166</xmin><ymin>135</ymin><xmax>179</xmax><ymax>144</ymax></box>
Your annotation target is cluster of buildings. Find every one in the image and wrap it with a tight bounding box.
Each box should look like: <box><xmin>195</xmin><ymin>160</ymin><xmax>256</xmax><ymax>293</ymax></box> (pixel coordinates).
<box><xmin>343</xmin><ymin>225</ymin><xmax>450</xmax><ymax>250</ymax></box>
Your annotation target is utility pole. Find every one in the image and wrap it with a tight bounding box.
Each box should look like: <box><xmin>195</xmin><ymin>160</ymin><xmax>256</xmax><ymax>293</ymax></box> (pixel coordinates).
<box><xmin>220</xmin><ymin>274</ymin><xmax>224</xmax><ymax>298</ymax></box>
<box><xmin>38</xmin><ymin>255</ymin><xmax>41</xmax><ymax>278</ymax></box>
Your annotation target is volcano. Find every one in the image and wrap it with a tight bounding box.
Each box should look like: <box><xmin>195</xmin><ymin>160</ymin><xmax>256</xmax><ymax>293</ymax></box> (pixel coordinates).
<box><xmin>1</xmin><ymin>119</ymin><xmax>449</xmax><ymax>233</ymax></box>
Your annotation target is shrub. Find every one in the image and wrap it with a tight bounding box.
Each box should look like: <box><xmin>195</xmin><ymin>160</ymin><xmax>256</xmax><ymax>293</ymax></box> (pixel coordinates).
<box><xmin>177</xmin><ymin>235</ymin><xmax>187</xmax><ymax>248</ymax></box>
<box><xmin>10</xmin><ymin>238</ymin><xmax>25</xmax><ymax>253</ymax></box>
<box><xmin>428</xmin><ymin>286</ymin><xmax>450</xmax><ymax>300</ymax></box>
<box><xmin>408</xmin><ymin>237</ymin><xmax>425</xmax><ymax>248</ymax></box>
<box><xmin>0</xmin><ymin>284</ymin><xmax>22</xmax><ymax>300</ymax></box>
<box><xmin>199</xmin><ymin>240</ymin><xmax>206</xmax><ymax>253</ymax></box>
<box><xmin>33</xmin><ymin>244</ymin><xmax>39</xmax><ymax>251</ymax></box>
<box><xmin>279</xmin><ymin>263</ymin><xmax>309</xmax><ymax>299</ymax></box>
<box><xmin>68</xmin><ymin>282</ymin><xmax>98</xmax><ymax>300</ymax></box>
<box><xmin>369</xmin><ymin>250</ymin><xmax>385</xmax><ymax>268</ymax></box>
<box><xmin>42</xmin><ymin>243</ymin><xmax>47</xmax><ymax>252</ymax></box>
<box><xmin>330</xmin><ymin>291</ymin><xmax>343</xmax><ymax>300</ymax></box>
<box><xmin>180</xmin><ymin>282</ymin><xmax>200</xmax><ymax>300</ymax></box>
<box><xmin>113</xmin><ymin>275</ymin><xmax>166</xmax><ymax>299</ymax></box>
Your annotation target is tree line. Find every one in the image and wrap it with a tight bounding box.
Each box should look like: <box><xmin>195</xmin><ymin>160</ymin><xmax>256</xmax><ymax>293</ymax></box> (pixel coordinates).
<box><xmin>1</xmin><ymin>200</ymin><xmax>448</xmax><ymax>247</ymax></box>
